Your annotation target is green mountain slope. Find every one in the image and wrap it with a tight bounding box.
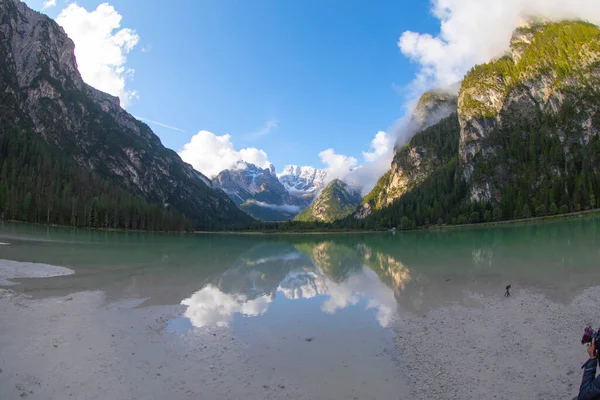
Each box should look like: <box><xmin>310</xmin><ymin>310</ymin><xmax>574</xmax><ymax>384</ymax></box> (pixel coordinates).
<box><xmin>347</xmin><ymin>20</ymin><xmax>600</xmax><ymax>230</ymax></box>
<box><xmin>295</xmin><ymin>179</ymin><xmax>362</xmax><ymax>223</ymax></box>
<box><xmin>357</xmin><ymin>113</ymin><xmax>460</xmax><ymax>218</ymax></box>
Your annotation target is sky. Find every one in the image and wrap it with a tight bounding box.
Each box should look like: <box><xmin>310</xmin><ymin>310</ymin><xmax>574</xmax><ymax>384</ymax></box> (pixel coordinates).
<box><xmin>25</xmin><ymin>0</ymin><xmax>600</xmax><ymax>192</ymax></box>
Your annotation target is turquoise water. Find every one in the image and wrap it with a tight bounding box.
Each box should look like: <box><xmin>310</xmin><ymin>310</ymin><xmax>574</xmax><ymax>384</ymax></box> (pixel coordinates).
<box><xmin>1</xmin><ymin>218</ymin><xmax>599</xmax><ymax>323</ymax></box>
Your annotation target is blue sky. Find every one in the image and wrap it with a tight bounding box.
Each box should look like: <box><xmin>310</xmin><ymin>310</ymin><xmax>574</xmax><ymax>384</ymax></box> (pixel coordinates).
<box><xmin>26</xmin><ymin>0</ymin><xmax>600</xmax><ymax>187</ymax></box>
<box><xmin>27</xmin><ymin>0</ymin><xmax>439</xmax><ymax>173</ymax></box>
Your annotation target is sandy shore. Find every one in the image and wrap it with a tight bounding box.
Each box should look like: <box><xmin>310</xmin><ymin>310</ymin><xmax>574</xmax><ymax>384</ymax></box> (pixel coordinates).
<box><xmin>394</xmin><ymin>287</ymin><xmax>599</xmax><ymax>399</ymax></box>
<box><xmin>0</xmin><ymin>289</ymin><xmax>306</xmax><ymax>400</ymax></box>
<box><xmin>0</xmin><ymin>257</ymin><xmax>598</xmax><ymax>399</ymax></box>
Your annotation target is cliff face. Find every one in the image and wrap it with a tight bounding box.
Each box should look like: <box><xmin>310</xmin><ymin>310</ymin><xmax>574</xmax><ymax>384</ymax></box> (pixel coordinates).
<box><xmin>458</xmin><ymin>21</ymin><xmax>600</xmax><ymax>201</ymax></box>
<box><xmin>0</xmin><ymin>0</ymin><xmax>250</xmax><ymax>228</ymax></box>
<box><xmin>354</xmin><ymin>21</ymin><xmax>600</xmax><ymax>229</ymax></box>
<box><xmin>357</xmin><ymin>89</ymin><xmax>458</xmax><ymax>218</ymax></box>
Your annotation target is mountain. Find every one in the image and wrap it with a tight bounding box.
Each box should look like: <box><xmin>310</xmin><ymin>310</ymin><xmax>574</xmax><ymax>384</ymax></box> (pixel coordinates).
<box><xmin>295</xmin><ymin>179</ymin><xmax>362</xmax><ymax>223</ymax></box>
<box><xmin>352</xmin><ymin>21</ymin><xmax>600</xmax><ymax>229</ymax></box>
<box><xmin>357</xmin><ymin>89</ymin><xmax>458</xmax><ymax>218</ymax></box>
<box><xmin>278</xmin><ymin>165</ymin><xmax>327</xmax><ymax>200</ymax></box>
<box><xmin>0</xmin><ymin>0</ymin><xmax>251</xmax><ymax>230</ymax></box>
<box><xmin>213</xmin><ymin>162</ymin><xmax>307</xmax><ymax>221</ymax></box>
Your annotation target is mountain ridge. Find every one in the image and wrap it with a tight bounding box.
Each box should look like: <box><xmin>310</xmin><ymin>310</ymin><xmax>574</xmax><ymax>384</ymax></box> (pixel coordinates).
<box><xmin>0</xmin><ymin>0</ymin><xmax>251</xmax><ymax>230</ymax></box>
<box><xmin>349</xmin><ymin>20</ymin><xmax>600</xmax><ymax>229</ymax></box>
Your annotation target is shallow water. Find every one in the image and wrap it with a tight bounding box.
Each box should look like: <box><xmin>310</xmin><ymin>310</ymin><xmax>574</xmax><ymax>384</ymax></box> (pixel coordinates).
<box><xmin>0</xmin><ymin>218</ymin><xmax>599</xmax><ymax>399</ymax></box>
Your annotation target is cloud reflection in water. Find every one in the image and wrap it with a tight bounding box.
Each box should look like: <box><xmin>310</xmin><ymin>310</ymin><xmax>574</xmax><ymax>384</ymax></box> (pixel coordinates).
<box><xmin>180</xmin><ymin>244</ymin><xmax>411</xmax><ymax>329</ymax></box>
<box><xmin>181</xmin><ymin>285</ymin><xmax>272</xmax><ymax>327</ymax></box>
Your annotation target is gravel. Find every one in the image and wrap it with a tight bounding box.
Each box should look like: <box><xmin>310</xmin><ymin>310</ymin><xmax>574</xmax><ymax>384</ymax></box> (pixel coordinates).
<box><xmin>394</xmin><ymin>287</ymin><xmax>600</xmax><ymax>399</ymax></box>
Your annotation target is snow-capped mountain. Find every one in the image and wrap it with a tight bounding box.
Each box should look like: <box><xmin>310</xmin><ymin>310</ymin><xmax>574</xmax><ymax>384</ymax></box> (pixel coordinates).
<box><xmin>214</xmin><ymin>162</ymin><xmax>332</xmax><ymax>221</ymax></box>
<box><xmin>278</xmin><ymin>165</ymin><xmax>327</xmax><ymax>198</ymax></box>
<box><xmin>213</xmin><ymin>162</ymin><xmax>282</xmax><ymax>205</ymax></box>
<box><xmin>213</xmin><ymin>162</ymin><xmax>310</xmax><ymax>221</ymax></box>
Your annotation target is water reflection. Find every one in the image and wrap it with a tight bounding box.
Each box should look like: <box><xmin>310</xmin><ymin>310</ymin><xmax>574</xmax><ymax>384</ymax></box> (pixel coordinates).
<box><xmin>182</xmin><ymin>285</ymin><xmax>272</xmax><ymax>327</ymax></box>
<box><xmin>179</xmin><ymin>241</ymin><xmax>405</xmax><ymax>328</ymax></box>
<box><xmin>3</xmin><ymin>218</ymin><xmax>599</xmax><ymax>323</ymax></box>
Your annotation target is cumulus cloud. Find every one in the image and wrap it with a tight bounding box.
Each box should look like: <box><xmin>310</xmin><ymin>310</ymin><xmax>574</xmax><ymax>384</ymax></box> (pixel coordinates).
<box><xmin>42</xmin><ymin>0</ymin><xmax>56</xmax><ymax>9</ymax></box>
<box><xmin>398</xmin><ymin>0</ymin><xmax>600</xmax><ymax>90</ymax></box>
<box><xmin>56</xmin><ymin>3</ymin><xmax>140</xmax><ymax>107</ymax></box>
<box><xmin>178</xmin><ymin>130</ymin><xmax>272</xmax><ymax>178</ymax></box>
<box><xmin>318</xmin><ymin>148</ymin><xmax>357</xmax><ymax>182</ymax></box>
<box><xmin>318</xmin><ymin>130</ymin><xmax>394</xmax><ymax>194</ymax></box>
<box><xmin>362</xmin><ymin>131</ymin><xmax>393</xmax><ymax>162</ymax></box>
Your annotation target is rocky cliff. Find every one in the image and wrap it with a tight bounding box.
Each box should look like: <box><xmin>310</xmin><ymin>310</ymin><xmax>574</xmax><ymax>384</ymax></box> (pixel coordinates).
<box><xmin>458</xmin><ymin>20</ymin><xmax>600</xmax><ymax>203</ymax></box>
<box><xmin>0</xmin><ymin>0</ymin><xmax>250</xmax><ymax>229</ymax></box>
<box><xmin>356</xmin><ymin>90</ymin><xmax>458</xmax><ymax>218</ymax></box>
<box><xmin>351</xmin><ymin>20</ymin><xmax>600</xmax><ymax>229</ymax></box>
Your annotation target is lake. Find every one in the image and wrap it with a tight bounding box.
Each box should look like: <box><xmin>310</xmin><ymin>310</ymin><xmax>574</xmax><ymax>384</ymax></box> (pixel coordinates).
<box><xmin>1</xmin><ymin>218</ymin><xmax>599</xmax><ymax>399</ymax></box>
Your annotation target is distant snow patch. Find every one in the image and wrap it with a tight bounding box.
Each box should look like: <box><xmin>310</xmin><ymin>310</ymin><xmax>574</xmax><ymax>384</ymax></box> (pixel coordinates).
<box><xmin>0</xmin><ymin>259</ymin><xmax>74</xmax><ymax>286</ymax></box>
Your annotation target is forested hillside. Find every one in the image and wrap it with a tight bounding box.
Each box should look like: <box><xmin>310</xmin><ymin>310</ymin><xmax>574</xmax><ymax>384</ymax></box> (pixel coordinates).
<box><xmin>0</xmin><ymin>0</ymin><xmax>252</xmax><ymax>231</ymax></box>
<box><xmin>347</xmin><ymin>21</ymin><xmax>600</xmax><ymax>230</ymax></box>
<box><xmin>0</xmin><ymin>125</ymin><xmax>194</xmax><ymax>231</ymax></box>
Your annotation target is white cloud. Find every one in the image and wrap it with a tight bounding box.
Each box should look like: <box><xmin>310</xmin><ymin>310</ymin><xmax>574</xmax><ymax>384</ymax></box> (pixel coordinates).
<box><xmin>42</xmin><ymin>0</ymin><xmax>56</xmax><ymax>9</ymax></box>
<box><xmin>398</xmin><ymin>0</ymin><xmax>600</xmax><ymax>90</ymax></box>
<box><xmin>362</xmin><ymin>131</ymin><xmax>393</xmax><ymax>162</ymax></box>
<box><xmin>178</xmin><ymin>130</ymin><xmax>272</xmax><ymax>178</ymax></box>
<box><xmin>318</xmin><ymin>130</ymin><xmax>394</xmax><ymax>194</ymax></box>
<box><xmin>318</xmin><ymin>148</ymin><xmax>357</xmax><ymax>183</ymax></box>
<box><xmin>56</xmin><ymin>3</ymin><xmax>140</xmax><ymax>107</ymax></box>
<box><xmin>247</xmin><ymin>118</ymin><xmax>278</xmax><ymax>140</ymax></box>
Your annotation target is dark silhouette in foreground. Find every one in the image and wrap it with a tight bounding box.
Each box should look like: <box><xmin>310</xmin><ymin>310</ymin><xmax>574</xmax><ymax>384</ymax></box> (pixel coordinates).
<box><xmin>575</xmin><ymin>338</ymin><xmax>600</xmax><ymax>399</ymax></box>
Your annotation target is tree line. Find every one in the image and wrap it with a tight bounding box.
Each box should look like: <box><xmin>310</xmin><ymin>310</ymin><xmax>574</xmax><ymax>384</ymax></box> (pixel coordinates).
<box><xmin>0</xmin><ymin>126</ymin><xmax>194</xmax><ymax>231</ymax></box>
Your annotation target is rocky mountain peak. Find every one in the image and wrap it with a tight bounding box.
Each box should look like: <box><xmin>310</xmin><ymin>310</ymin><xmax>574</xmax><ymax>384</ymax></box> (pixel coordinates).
<box><xmin>278</xmin><ymin>164</ymin><xmax>327</xmax><ymax>196</ymax></box>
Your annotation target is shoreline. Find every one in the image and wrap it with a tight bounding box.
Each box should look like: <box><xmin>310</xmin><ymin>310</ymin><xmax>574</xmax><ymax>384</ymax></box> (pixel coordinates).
<box><xmin>1</xmin><ymin>209</ymin><xmax>598</xmax><ymax>236</ymax></box>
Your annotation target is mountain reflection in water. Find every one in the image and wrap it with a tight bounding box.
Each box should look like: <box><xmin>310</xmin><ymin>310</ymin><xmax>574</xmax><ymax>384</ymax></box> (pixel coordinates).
<box><xmin>180</xmin><ymin>241</ymin><xmax>410</xmax><ymax>328</ymax></box>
